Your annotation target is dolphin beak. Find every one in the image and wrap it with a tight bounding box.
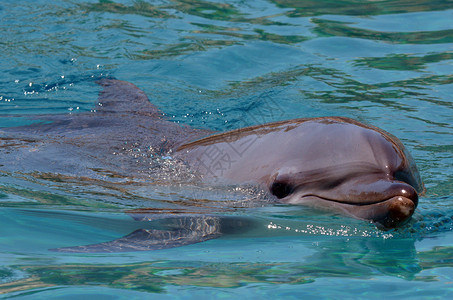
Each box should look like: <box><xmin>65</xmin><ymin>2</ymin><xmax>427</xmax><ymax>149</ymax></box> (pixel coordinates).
<box><xmin>344</xmin><ymin>188</ymin><xmax>418</xmax><ymax>229</ymax></box>
<box><xmin>372</xmin><ymin>194</ymin><xmax>418</xmax><ymax>228</ymax></box>
<box><xmin>336</xmin><ymin>180</ymin><xmax>419</xmax><ymax>228</ymax></box>
<box><xmin>371</xmin><ymin>181</ymin><xmax>419</xmax><ymax>228</ymax></box>
<box><xmin>289</xmin><ymin>181</ymin><xmax>419</xmax><ymax>229</ymax></box>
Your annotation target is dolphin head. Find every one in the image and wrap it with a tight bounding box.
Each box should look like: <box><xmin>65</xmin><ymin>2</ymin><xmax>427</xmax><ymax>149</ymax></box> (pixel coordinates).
<box><xmin>177</xmin><ymin>117</ymin><xmax>424</xmax><ymax>229</ymax></box>
<box><xmin>265</xmin><ymin>118</ymin><xmax>424</xmax><ymax>228</ymax></box>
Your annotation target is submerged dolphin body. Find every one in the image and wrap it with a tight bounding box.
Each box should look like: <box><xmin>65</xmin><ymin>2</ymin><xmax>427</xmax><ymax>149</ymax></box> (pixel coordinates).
<box><xmin>0</xmin><ymin>79</ymin><xmax>424</xmax><ymax>252</ymax></box>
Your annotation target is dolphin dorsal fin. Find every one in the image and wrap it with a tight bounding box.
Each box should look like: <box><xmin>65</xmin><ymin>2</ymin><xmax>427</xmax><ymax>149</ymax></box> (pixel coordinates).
<box><xmin>96</xmin><ymin>79</ymin><xmax>162</xmax><ymax>117</ymax></box>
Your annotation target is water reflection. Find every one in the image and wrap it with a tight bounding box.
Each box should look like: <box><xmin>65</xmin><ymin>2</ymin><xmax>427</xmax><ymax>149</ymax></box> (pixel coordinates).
<box><xmin>81</xmin><ymin>0</ymin><xmax>174</xmax><ymax>18</ymax></box>
<box><xmin>0</xmin><ymin>0</ymin><xmax>452</xmax><ymax>297</ymax></box>
<box><xmin>355</xmin><ymin>52</ymin><xmax>453</xmax><ymax>71</ymax></box>
<box><xmin>2</xmin><ymin>236</ymin><xmax>452</xmax><ymax>295</ymax></box>
<box><xmin>311</xmin><ymin>18</ymin><xmax>453</xmax><ymax>44</ymax></box>
<box><xmin>274</xmin><ymin>0</ymin><xmax>453</xmax><ymax>16</ymax></box>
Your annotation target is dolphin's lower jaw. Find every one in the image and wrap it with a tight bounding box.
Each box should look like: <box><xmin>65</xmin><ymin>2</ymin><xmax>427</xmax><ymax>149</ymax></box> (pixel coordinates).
<box><xmin>283</xmin><ymin>194</ymin><xmax>418</xmax><ymax>229</ymax></box>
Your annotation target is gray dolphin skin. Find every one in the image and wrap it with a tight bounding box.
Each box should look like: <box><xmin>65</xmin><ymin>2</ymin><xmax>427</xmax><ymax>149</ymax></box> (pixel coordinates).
<box><xmin>0</xmin><ymin>79</ymin><xmax>424</xmax><ymax>252</ymax></box>
<box><xmin>177</xmin><ymin>117</ymin><xmax>424</xmax><ymax>229</ymax></box>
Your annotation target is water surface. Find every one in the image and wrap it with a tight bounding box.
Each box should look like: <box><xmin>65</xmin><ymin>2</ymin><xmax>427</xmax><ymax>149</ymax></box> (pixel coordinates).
<box><xmin>0</xmin><ymin>0</ymin><xmax>452</xmax><ymax>298</ymax></box>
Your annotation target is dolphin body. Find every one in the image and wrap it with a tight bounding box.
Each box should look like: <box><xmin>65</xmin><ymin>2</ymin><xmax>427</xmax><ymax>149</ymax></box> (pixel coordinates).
<box><xmin>0</xmin><ymin>79</ymin><xmax>424</xmax><ymax>252</ymax></box>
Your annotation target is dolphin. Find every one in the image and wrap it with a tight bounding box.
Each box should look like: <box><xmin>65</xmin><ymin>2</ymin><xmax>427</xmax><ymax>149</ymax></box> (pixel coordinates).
<box><xmin>177</xmin><ymin>116</ymin><xmax>424</xmax><ymax>228</ymax></box>
<box><xmin>0</xmin><ymin>79</ymin><xmax>424</xmax><ymax>252</ymax></box>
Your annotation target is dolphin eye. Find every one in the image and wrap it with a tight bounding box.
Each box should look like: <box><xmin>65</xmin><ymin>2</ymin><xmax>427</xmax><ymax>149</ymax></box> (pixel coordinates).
<box><xmin>270</xmin><ymin>181</ymin><xmax>293</xmax><ymax>199</ymax></box>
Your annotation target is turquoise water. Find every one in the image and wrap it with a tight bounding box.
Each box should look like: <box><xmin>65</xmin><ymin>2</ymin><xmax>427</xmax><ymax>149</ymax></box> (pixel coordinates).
<box><xmin>1</xmin><ymin>0</ymin><xmax>453</xmax><ymax>298</ymax></box>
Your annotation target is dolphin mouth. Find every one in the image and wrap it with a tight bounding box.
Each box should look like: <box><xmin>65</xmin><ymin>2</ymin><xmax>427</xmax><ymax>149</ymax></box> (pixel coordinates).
<box><xmin>299</xmin><ymin>194</ymin><xmax>395</xmax><ymax>206</ymax></box>
<box><xmin>291</xmin><ymin>193</ymin><xmax>418</xmax><ymax>228</ymax></box>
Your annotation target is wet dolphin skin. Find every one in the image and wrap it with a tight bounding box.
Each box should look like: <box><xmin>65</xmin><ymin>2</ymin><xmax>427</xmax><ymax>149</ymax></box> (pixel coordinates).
<box><xmin>176</xmin><ymin>116</ymin><xmax>424</xmax><ymax>228</ymax></box>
